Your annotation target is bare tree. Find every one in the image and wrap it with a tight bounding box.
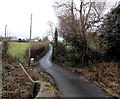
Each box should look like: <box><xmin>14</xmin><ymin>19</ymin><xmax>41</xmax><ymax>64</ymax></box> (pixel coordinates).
<box><xmin>75</xmin><ymin>0</ymin><xmax>106</xmax><ymax>64</ymax></box>
<box><xmin>48</xmin><ymin>20</ymin><xmax>54</xmax><ymax>40</ymax></box>
<box><xmin>56</xmin><ymin>0</ymin><xmax>79</xmax><ymax>41</ymax></box>
<box><xmin>54</xmin><ymin>0</ymin><xmax>106</xmax><ymax>65</ymax></box>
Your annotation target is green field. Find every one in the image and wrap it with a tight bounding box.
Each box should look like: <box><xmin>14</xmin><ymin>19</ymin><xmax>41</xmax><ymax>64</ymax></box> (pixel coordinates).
<box><xmin>9</xmin><ymin>42</ymin><xmax>29</xmax><ymax>62</ymax></box>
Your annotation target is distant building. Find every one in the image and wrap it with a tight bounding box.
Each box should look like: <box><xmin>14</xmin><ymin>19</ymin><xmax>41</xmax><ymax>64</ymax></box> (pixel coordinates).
<box><xmin>11</xmin><ymin>36</ymin><xmax>18</xmax><ymax>41</ymax></box>
<box><xmin>30</xmin><ymin>37</ymin><xmax>41</xmax><ymax>42</ymax></box>
<box><xmin>48</xmin><ymin>35</ymin><xmax>64</xmax><ymax>42</ymax></box>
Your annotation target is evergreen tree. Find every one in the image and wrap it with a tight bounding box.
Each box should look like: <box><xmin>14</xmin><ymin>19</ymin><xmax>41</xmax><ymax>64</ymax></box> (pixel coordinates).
<box><xmin>103</xmin><ymin>3</ymin><xmax>120</xmax><ymax>60</ymax></box>
<box><xmin>54</xmin><ymin>27</ymin><xmax>58</xmax><ymax>47</ymax></box>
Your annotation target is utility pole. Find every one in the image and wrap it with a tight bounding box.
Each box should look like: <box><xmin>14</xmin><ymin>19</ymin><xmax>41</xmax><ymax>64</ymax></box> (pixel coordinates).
<box><xmin>28</xmin><ymin>14</ymin><xmax>32</xmax><ymax>67</ymax></box>
<box><xmin>5</xmin><ymin>25</ymin><xmax>7</xmax><ymax>40</ymax></box>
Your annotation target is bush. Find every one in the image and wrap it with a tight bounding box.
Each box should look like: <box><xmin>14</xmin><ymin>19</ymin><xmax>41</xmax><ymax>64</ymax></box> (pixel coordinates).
<box><xmin>106</xmin><ymin>33</ymin><xmax>120</xmax><ymax>61</ymax></box>
<box><xmin>102</xmin><ymin>4</ymin><xmax>120</xmax><ymax>61</ymax></box>
<box><xmin>84</xmin><ymin>48</ymin><xmax>102</xmax><ymax>66</ymax></box>
<box><xmin>52</xmin><ymin>42</ymin><xmax>102</xmax><ymax>68</ymax></box>
<box><xmin>52</xmin><ymin>42</ymin><xmax>81</xmax><ymax>67</ymax></box>
<box><xmin>2</xmin><ymin>40</ymin><xmax>9</xmax><ymax>60</ymax></box>
<box><xmin>25</xmin><ymin>41</ymin><xmax>50</xmax><ymax>61</ymax></box>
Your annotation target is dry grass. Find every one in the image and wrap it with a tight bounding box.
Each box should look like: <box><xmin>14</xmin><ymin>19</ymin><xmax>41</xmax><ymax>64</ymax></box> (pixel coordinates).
<box><xmin>2</xmin><ymin>62</ymin><xmax>34</xmax><ymax>98</ymax></box>
<box><xmin>2</xmin><ymin>40</ymin><xmax>50</xmax><ymax>98</ymax></box>
<box><xmin>70</xmin><ymin>61</ymin><xmax>120</xmax><ymax>97</ymax></box>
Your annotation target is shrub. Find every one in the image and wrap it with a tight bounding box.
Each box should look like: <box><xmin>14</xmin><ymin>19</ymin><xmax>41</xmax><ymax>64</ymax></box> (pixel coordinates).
<box><xmin>106</xmin><ymin>33</ymin><xmax>120</xmax><ymax>61</ymax></box>
<box><xmin>25</xmin><ymin>41</ymin><xmax>50</xmax><ymax>61</ymax></box>
<box><xmin>102</xmin><ymin>4</ymin><xmax>120</xmax><ymax>61</ymax></box>
<box><xmin>52</xmin><ymin>42</ymin><xmax>102</xmax><ymax>68</ymax></box>
<box><xmin>2</xmin><ymin>40</ymin><xmax>9</xmax><ymax>61</ymax></box>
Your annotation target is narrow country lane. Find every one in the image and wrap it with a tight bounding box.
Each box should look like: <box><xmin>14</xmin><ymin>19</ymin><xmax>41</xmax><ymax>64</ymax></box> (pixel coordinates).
<box><xmin>39</xmin><ymin>44</ymin><xmax>108</xmax><ymax>97</ymax></box>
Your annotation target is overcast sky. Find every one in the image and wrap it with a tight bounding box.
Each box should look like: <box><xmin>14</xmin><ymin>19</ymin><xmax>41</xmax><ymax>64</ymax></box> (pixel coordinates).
<box><xmin>0</xmin><ymin>0</ymin><xmax>119</xmax><ymax>39</ymax></box>
<box><xmin>0</xmin><ymin>0</ymin><xmax>58</xmax><ymax>39</ymax></box>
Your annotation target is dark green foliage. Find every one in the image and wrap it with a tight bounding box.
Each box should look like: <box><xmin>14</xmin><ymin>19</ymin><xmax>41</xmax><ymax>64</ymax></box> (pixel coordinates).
<box><xmin>52</xmin><ymin>42</ymin><xmax>101</xmax><ymax>68</ymax></box>
<box><xmin>103</xmin><ymin>4</ymin><xmax>120</xmax><ymax>61</ymax></box>
<box><xmin>52</xmin><ymin>42</ymin><xmax>76</xmax><ymax>67</ymax></box>
<box><xmin>106</xmin><ymin>33</ymin><xmax>120</xmax><ymax>60</ymax></box>
<box><xmin>18</xmin><ymin>38</ymin><xmax>23</xmax><ymax>42</ymax></box>
<box><xmin>84</xmin><ymin>48</ymin><xmax>102</xmax><ymax>66</ymax></box>
<box><xmin>54</xmin><ymin>27</ymin><xmax>58</xmax><ymax>47</ymax></box>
